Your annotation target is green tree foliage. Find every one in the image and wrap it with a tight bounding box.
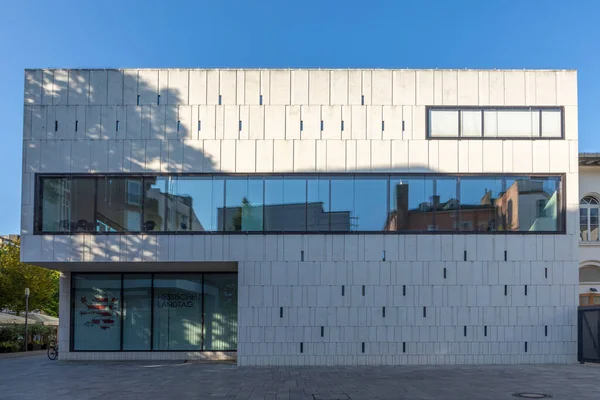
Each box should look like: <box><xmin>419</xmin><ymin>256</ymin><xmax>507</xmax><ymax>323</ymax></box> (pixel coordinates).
<box><xmin>0</xmin><ymin>238</ymin><xmax>60</xmax><ymax>316</ymax></box>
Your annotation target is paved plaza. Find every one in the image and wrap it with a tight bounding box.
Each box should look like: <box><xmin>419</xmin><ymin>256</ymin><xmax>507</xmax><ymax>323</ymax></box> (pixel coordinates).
<box><xmin>0</xmin><ymin>355</ymin><xmax>599</xmax><ymax>399</ymax></box>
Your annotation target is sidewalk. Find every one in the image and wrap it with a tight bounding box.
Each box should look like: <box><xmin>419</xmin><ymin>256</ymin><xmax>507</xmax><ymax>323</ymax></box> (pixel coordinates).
<box><xmin>0</xmin><ymin>350</ymin><xmax>46</xmax><ymax>360</ymax></box>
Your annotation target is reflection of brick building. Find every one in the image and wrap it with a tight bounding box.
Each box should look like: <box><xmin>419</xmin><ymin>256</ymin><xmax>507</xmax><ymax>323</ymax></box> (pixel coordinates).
<box><xmin>385</xmin><ymin>180</ymin><xmax>556</xmax><ymax>232</ymax></box>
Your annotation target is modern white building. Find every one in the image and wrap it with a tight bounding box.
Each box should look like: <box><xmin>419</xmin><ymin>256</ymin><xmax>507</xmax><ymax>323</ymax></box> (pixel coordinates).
<box><xmin>20</xmin><ymin>68</ymin><xmax>579</xmax><ymax>364</ymax></box>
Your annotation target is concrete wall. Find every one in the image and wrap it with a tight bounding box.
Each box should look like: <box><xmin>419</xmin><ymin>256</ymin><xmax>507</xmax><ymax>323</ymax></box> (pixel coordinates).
<box><xmin>22</xmin><ymin>69</ymin><xmax>579</xmax><ymax>364</ymax></box>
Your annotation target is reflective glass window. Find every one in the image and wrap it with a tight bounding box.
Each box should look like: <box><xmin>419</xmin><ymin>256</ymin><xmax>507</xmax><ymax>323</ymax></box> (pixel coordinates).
<box><xmin>71</xmin><ymin>178</ymin><xmax>96</xmax><ymax>233</ymax></box>
<box><xmin>122</xmin><ymin>274</ymin><xmax>152</xmax><ymax>351</ymax></box>
<box><xmin>541</xmin><ymin>109</ymin><xmax>562</xmax><ymax>138</ymax></box>
<box><xmin>153</xmin><ymin>274</ymin><xmax>203</xmax><ymax>351</ymax></box>
<box><xmin>388</xmin><ymin>176</ymin><xmax>434</xmax><ymax>231</ymax></box>
<box><xmin>429</xmin><ymin>110</ymin><xmax>459</xmax><ymax>137</ymax></box>
<box><xmin>223</xmin><ymin>177</ymin><xmax>263</xmax><ymax>232</ymax></box>
<box><xmin>433</xmin><ymin>177</ymin><xmax>459</xmax><ymax>231</ymax></box>
<box><xmin>170</xmin><ymin>176</ymin><xmax>213</xmax><ymax>232</ymax></box>
<box><xmin>96</xmin><ymin>177</ymin><xmax>142</xmax><ymax>232</ymax></box>
<box><xmin>143</xmin><ymin>177</ymin><xmax>167</xmax><ymax>232</ymax></box>
<box><xmin>264</xmin><ymin>176</ymin><xmax>307</xmax><ymax>231</ymax></box>
<box><xmin>307</xmin><ymin>176</ymin><xmax>330</xmax><ymax>232</ymax></box>
<box><xmin>72</xmin><ymin>274</ymin><xmax>121</xmax><ymax>351</ymax></box>
<box><xmin>203</xmin><ymin>274</ymin><xmax>237</xmax><ymax>351</ymax></box>
<box><xmin>354</xmin><ymin>176</ymin><xmax>388</xmax><ymax>231</ymax></box>
<box><xmin>330</xmin><ymin>177</ymin><xmax>354</xmax><ymax>231</ymax></box>
<box><xmin>461</xmin><ymin>111</ymin><xmax>482</xmax><ymax>137</ymax></box>
<box><xmin>40</xmin><ymin>177</ymin><xmax>70</xmax><ymax>232</ymax></box>
<box><xmin>459</xmin><ymin>177</ymin><xmax>504</xmax><ymax>232</ymax></box>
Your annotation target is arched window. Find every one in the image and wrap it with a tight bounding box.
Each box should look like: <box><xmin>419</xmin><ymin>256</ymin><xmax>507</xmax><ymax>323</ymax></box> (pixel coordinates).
<box><xmin>580</xmin><ymin>196</ymin><xmax>600</xmax><ymax>241</ymax></box>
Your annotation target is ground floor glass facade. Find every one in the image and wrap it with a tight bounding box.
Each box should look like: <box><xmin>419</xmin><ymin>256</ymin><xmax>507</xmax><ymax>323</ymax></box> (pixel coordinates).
<box><xmin>71</xmin><ymin>273</ymin><xmax>237</xmax><ymax>351</ymax></box>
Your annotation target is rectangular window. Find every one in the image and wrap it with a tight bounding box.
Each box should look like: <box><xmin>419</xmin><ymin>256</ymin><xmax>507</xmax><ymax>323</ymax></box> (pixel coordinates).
<box><xmin>153</xmin><ymin>274</ymin><xmax>203</xmax><ymax>351</ymax></box>
<box><xmin>38</xmin><ymin>174</ymin><xmax>565</xmax><ymax>234</ymax></box>
<box><xmin>122</xmin><ymin>274</ymin><xmax>152</xmax><ymax>350</ymax></box>
<box><xmin>72</xmin><ymin>274</ymin><xmax>121</xmax><ymax>351</ymax></box>
<box><xmin>203</xmin><ymin>274</ymin><xmax>237</xmax><ymax>351</ymax></box>
<box><xmin>427</xmin><ymin>107</ymin><xmax>563</xmax><ymax>139</ymax></box>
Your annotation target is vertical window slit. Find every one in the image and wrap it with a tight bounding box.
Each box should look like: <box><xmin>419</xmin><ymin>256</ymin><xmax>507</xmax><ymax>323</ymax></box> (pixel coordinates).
<box><xmin>402</xmin><ymin>120</ymin><xmax>405</xmax><ymax>131</ymax></box>
<box><xmin>361</xmin><ymin>342</ymin><xmax>365</xmax><ymax>353</ymax></box>
<box><xmin>137</xmin><ymin>95</ymin><xmax>140</xmax><ymax>105</ymax></box>
<box><xmin>341</xmin><ymin>120</ymin><xmax>344</xmax><ymax>131</ymax></box>
<box><xmin>198</xmin><ymin>120</ymin><xmax>201</xmax><ymax>131</ymax></box>
<box><xmin>382</xmin><ymin>121</ymin><xmax>385</xmax><ymax>131</ymax></box>
<box><xmin>259</xmin><ymin>94</ymin><xmax>263</xmax><ymax>105</ymax></box>
<box><xmin>464</xmin><ymin>250</ymin><xmax>467</xmax><ymax>261</ymax></box>
<box><xmin>484</xmin><ymin>326</ymin><xmax>487</xmax><ymax>337</ymax></box>
<box><xmin>382</xmin><ymin>250</ymin><xmax>386</xmax><ymax>261</ymax></box>
<box><xmin>218</xmin><ymin>94</ymin><xmax>222</xmax><ymax>105</ymax></box>
<box><xmin>545</xmin><ymin>326</ymin><xmax>548</xmax><ymax>337</ymax></box>
<box><xmin>362</xmin><ymin>285</ymin><xmax>365</xmax><ymax>296</ymax></box>
<box><xmin>464</xmin><ymin>326</ymin><xmax>467</xmax><ymax>337</ymax></box>
<box><xmin>545</xmin><ymin>268</ymin><xmax>548</xmax><ymax>279</ymax></box>
<box><xmin>525</xmin><ymin>285</ymin><xmax>528</xmax><ymax>296</ymax></box>
<box><xmin>443</xmin><ymin>268</ymin><xmax>447</xmax><ymax>279</ymax></box>
<box><xmin>504</xmin><ymin>285</ymin><xmax>508</xmax><ymax>296</ymax></box>
<box><xmin>300</xmin><ymin>342</ymin><xmax>303</xmax><ymax>353</ymax></box>
<box><xmin>361</xmin><ymin>95</ymin><xmax>364</xmax><ymax>105</ymax></box>
<box><xmin>75</xmin><ymin>121</ymin><xmax>78</xmax><ymax>132</ymax></box>
<box><xmin>177</xmin><ymin>120</ymin><xmax>180</xmax><ymax>132</ymax></box>
<box><xmin>504</xmin><ymin>250</ymin><xmax>507</xmax><ymax>261</ymax></box>
<box><xmin>341</xmin><ymin>285</ymin><xmax>345</xmax><ymax>296</ymax></box>
<box><xmin>54</xmin><ymin>121</ymin><xmax>58</xmax><ymax>132</ymax></box>
<box><xmin>321</xmin><ymin>326</ymin><xmax>324</xmax><ymax>337</ymax></box>
<box><xmin>403</xmin><ymin>285</ymin><xmax>406</xmax><ymax>296</ymax></box>
<box><xmin>280</xmin><ymin>307</ymin><xmax>283</xmax><ymax>318</ymax></box>
<box><xmin>157</xmin><ymin>94</ymin><xmax>160</xmax><ymax>105</ymax></box>
<box><xmin>116</xmin><ymin>120</ymin><xmax>119</xmax><ymax>131</ymax></box>
<box><xmin>382</xmin><ymin>307</ymin><xmax>386</xmax><ymax>318</ymax></box>
<box><xmin>320</xmin><ymin>120</ymin><xmax>324</xmax><ymax>131</ymax></box>
<box><xmin>525</xmin><ymin>342</ymin><xmax>528</xmax><ymax>353</ymax></box>
<box><xmin>423</xmin><ymin>307</ymin><xmax>426</xmax><ymax>318</ymax></box>
<box><xmin>402</xmin><ymin>342</ymin><xmax>406</xmax><ymax>353</ymax></box>
<box><xmin>300</xmin><ymin>120</ymin><xmax>304</xmax><ymax>131</ymax></box>
<box><xmin>239</xmin><ymin>120</ymin><xmax>242</xmax><ymax>131</ymax></box>
<box><xmin>300</xmin><ymin>250</ymin><xmax>304</xmax><ymax>261</ymax></box>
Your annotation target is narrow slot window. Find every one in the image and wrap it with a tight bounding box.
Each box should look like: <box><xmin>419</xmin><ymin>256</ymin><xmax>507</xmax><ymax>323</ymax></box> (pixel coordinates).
<box><xmin>75</xmin><ymin>121</ymin><xmax>78</xmax><ymax>132</ymax></box>
<box><xmin>321</xmin><ymin>327</ymin><xmax>324</xmax><ymax>337</ymax></box>
<box><xmin>525</xmin><ymin>342</ymin><xmax>528</xmax><ymax>353</ymax></box>
<box><xmin>54</xmin><ymin>121</ymin><xmax>58</xmax><ymax>132</ymax></box>
<box><xmin>484</xmin><ymin>326</ymin><xmax>488</xmax><ymax>337</ymax></box>
<box><xmin>341</xmin><ymin>285</ymin><xmax>345</xmax><ymax>296</ymax></box>
<box><xmin>504</xmin><ymin>285</ymin><xmax>508</xmax><ymax>296</ymax></box>
<box><xmin>259</xmin><ymin>94</ymin><xmax>263</xmax><ymax>105</ymax></box>
<box><xmin>402</xmin><ymin>120</ymin><xmax>405</xmax><ymax>131</ymax></box>
<box><xmin>157</xmin><ymin>94</ymin><xmax>160</xmax><ymax>105</ymax></box>
<box><xmin>239</xmin><ymin>120</ymin><xmax>242</xmax><ymax>131</ymax></box>
<box><xmin>280</xmin><ymin>307</ymin><xmax>283</xmax><ymax>318</ymax></box>
<box><xmin>504</xmin><ymin>250</ymin><xmax>507</xmax><ymax>261</ymax></box>
<box><xmin>525</xmin><ymin>285</ymin><xmax>528</xmax><ymax>296</ymax></box>
<box><xmin>300</xmin><ymin>120</ymin><xmax>304</xmax><ymax>131</ymax></box>
<box><xmin>362</xmin><ymin>285</ymin><xmax>365</xmax><ymax>296</ymax></box>
<box><xmin>382</xmin><ymin>121</ymin><xmax>385</xmax><ymax>131</ymax></box>
<box><xmin>403</xmin><ymin>285</ymin><xmax>406</xmax><ymax>296</ymax></box>
<box><xmin>361</xmin><ymin>95</ymin><xmax>364</xmax><ymax>105</ymax></box>
<box><xmin>423</xmin><ymin>307</ymin><xmax>426</xmax><ymax>318</ymax></box>
<box><xmin>361</xmin><ymin>342</ymin><xmax>365</xmax><ymax>353</ymax></box>
<box><xmin>177</xmin><ymin>120</ymin><xmax>180</xmax><ymax>132</ymax></box>
<box><xmin>545</xmin><ymin>268</ymin><xmax>548</xmax><ymax>279</ymax></box>
<box><xmin>341</xmin><ymin>120</ymin><xmax>344</xmax><ymax>131</ymax></box>
<box><xmin>382</xmin><ymin>307</ymin><xmax>386</xmax><ymax>318</ymax></box>
<box><xmin>116</xmin><ymin>120</ymin><xmax>119</xmax><ymax>131</ymax></box>
<box><xmin>320</xmin><ymin>120</ymin><xmax>324</xmax><ymax>131</ymax></box>
<box><xmin>300</xmin><ymin>342</ymin><xmax>303</xmax><ymax>353</ymax></box>
<box><xmin>464</xmin><ymin>250</ymin><xmax>467</xmax><ymax>261</ymax></box>
<box><xmin>382</xmin><ymin>250</ymin><xmax>386</xmax><ymax>261</ymax></box>
<box><xmin>300</xmin><ymin>250</ymin><xmax>304</xmax><ymax>261</ymax></box>
<box><xmin>402</xmin><ymin>342</ymin><xmax>406</xmax><ymax>353</ymax></box>
<box><xmin>545</xmin><ymin>326</ymin><xmax>548</xmax><ymax>337</ymax></box>
<box><xmin>443</xmin><ymin>268</ymin><xmax>447</xmax><ymax>279</ymax></box>
<box><xmin>137</xmin><ymin>95</ymin><xmax>140</xmax><ymax>105</ymax></box>
<box><xmin>464</xmin><ymin>326</ymin><xmax>467</xmax><ymax>337</ymax></box>
<box><xmin>218</xmin><ymin>94</ymin><xmax>222</xmax><ymax>105</ymax></box>
<box><xmin>198</xmin><ymin>120</ymin><xmax>201</xmax><ymax>131</ymax></box>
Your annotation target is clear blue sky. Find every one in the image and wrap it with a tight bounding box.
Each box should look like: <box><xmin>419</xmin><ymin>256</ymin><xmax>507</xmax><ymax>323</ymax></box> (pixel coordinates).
<box><xmin>0</xmin><ymin>0</ymin><xmax>598</xmax><ymax>234</ymax></box>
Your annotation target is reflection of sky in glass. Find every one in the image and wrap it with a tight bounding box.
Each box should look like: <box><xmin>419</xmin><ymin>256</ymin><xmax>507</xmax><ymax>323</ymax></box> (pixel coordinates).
<box><xmin>436</xmin><ymin>178</ymin><xmax>457</xmax><ymax>203</ymax></box>
<box><xmin>174</xmin><ymin>177</ymin><xmax>214</xmax><ymax>230</ymax></box>
<box><xmin>354</xmin><ymin>178</ymin><xmax>387</xmax><ymax>230</ymax></box>
<box><xmin>331</xmin><ymin>178</ymin><xmax>353</xmax><ymax>213</ymax></box>
<box><xmin>307</xmin><ymin>178</ymin><xmax>329</xmax><ymax>211</ymax></box>
<box><xmin>460</xmin><ymin>178</ymin><xmax>503</xmax><ymax>204</ymax></box>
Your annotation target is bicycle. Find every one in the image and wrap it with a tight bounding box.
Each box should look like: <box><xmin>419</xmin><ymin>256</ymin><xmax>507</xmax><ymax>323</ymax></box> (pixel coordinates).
<box><xmin>47</xmin><ymin>343</ymin><xmax>58</xmax><ymax>360</ymax></box>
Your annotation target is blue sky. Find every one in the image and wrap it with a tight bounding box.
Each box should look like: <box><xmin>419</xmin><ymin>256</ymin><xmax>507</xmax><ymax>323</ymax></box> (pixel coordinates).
<box><xmin>0</xmin><ymin>0</ymin><xmax>598</xmax><ymax>234</ymax></box>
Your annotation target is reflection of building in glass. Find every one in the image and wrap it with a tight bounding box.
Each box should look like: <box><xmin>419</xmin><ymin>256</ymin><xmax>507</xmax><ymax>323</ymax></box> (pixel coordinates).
<box><xmin>385</xmin><ymin>180</ymin><xmax>557</xmax><ymax>232</ymax></box>
<box><xmin>217</xmin><ymin>202</ymin><xmax>351</xmax><ymax>231</ymax></box>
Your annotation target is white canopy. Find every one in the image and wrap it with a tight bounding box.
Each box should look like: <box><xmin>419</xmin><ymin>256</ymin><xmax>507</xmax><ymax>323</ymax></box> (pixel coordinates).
<box><xmin>20</xmin><ymin>313</ymin><xmax>59</xmax><ymax>326</ymax></box>
<box><xmin>0</xmin><ymin>312</ymin><xmax>33</xmax><ymax>325</ymax></box>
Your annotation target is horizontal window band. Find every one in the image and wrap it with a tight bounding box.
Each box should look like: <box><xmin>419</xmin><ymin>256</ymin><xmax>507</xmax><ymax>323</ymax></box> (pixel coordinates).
<box><xmin>36</xmin><ymin>173</ymin><xmax>565</xmax><ymax>235</ymax></box>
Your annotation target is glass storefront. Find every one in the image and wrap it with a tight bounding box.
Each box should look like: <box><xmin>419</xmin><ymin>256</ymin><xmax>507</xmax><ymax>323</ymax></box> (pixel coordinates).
<box><xmin>71</xmin><ymin>273</ymin><xmax>237</xmax><ymax>352</ymax></box>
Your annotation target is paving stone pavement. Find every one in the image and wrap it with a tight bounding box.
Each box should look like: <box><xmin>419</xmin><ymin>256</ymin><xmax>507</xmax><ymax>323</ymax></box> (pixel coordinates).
<box><xmin>0</xmin><ymin>355</ymin><xmax>599</xmax><ymax>399</ymax></box>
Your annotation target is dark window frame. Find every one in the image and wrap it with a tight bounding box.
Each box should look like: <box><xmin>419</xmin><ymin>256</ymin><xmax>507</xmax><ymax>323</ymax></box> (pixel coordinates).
<box><xmin>35</xmin><ymin>172</ymin><xmax>567</xmax><ymax>235</ymax></box>
<box><xmin>426</xmin><ymin>106</ymin><xmax>565</xmax><ymax>140</ymax></box>
<box><xmin>70</xmin><ymin>271</ymin><xmax>237</xmax><ymax>353</ymax></box>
